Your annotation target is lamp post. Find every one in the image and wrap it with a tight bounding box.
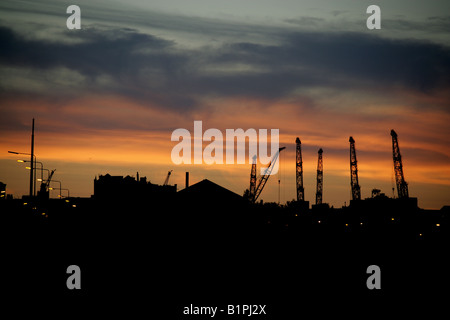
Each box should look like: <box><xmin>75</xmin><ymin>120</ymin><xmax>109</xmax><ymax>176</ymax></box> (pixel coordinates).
<box><xmin>60</xmin><ymin>188</ymin><xmax>70</xmax><ymax>199</ymax></box>
<box><xmin>50</xmin><ymin>180</ymin><xmax>62</xmax><ymax>199</ymax></box>
<box><xmin>22</xmin><ymin>160</ymin><xmax>44</xmax><ymax>184</ymax></box>
<box><xmin>8</xmin><ymin>119</ymin><xmax>35</xmax><ymax>196</ymax></box>
<box><xmin>9</xmin><ymin>150</ymin><xmax>36</xmax><ymax>197</ymax></box>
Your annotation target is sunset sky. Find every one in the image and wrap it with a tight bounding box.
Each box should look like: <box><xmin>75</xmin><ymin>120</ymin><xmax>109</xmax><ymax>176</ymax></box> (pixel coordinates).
<box><xmin>1</xmin><ymin>0</ymin><xmax>449</xmax><ymax>209</ymax></box>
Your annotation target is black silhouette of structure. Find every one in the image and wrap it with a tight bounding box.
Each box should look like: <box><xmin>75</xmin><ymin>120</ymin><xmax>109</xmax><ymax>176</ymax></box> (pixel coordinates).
<box><xmin>37</xmin><ymin>169</ymin><xmax>55</xmax><ymax>201</ymax></box>
<box><xmin>185</xmin><ymin>172</ymin><xmax>189</xmax><ymax>189</ymax></box>
<box><xmin>296</xmin><ymin>138</ymin><xmax>304</xmax><ymax>202</ymax></box>
<box><xmin>249</xmin><ymin>155</ymin><xmax>257</xmax><ymax>200</ymax></box>
<box><xmin>315</xmin><ymin>148</ymin><xmax>323</xmax><ymax>205</ymax></box>
<box><xmin>163</xmin><ymin>170</ymin><xmax>173</xmax><ymax>186</ymax></box>
<box><xmin>179</xmin><ymin>179</ymin><xmax>243</xmax><ymax>203</ymax></box>
<box><xmin>391</xmin><ymin>129</ymin><xmax>409</xmax><ymax>198</ymax></box>
<box><xmin>252</xmin><ymin>147</ymin><xmax>285</xmax><ymax>203</ymax></box>
<box><xmin>349</xmin><ymin>136</ymin><xmax>361</xmax><ymax>201</ymax></box>
<box><xmin>94</xmin><ymin>173</ymin><xmax>176</xmax><ymax>200</ymax></box>
<box><xmin>30</xmin><ymin>118</ymin><xmax>34</xmax><ymax>197</ymax></box>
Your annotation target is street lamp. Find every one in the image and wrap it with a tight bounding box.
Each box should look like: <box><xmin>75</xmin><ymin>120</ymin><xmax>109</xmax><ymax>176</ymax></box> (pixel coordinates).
<box><xmin>60</xmin><ymin>188</ymin><xmax>70</xmax><ymax>198</ymax></box>
<box><xmin>22</xmin><ymin>160</ymin><xmax>45</xmax><ymax>184</ymax></box>
<box><xmin>50</xmin><ymin>180</ymin><xmax>62</xmax><ymax>199</ymax></box>
<box><xmin>9</xmin><ymin>150</ymin><xmax>36</xmax><ymax>197</ymax></box>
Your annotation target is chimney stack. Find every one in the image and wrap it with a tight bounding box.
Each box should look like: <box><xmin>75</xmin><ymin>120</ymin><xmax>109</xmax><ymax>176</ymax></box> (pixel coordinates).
<box><xmin>185</xmin><ymin>172</ymin><xmax>189</xmax><ymax>189</ymax></box>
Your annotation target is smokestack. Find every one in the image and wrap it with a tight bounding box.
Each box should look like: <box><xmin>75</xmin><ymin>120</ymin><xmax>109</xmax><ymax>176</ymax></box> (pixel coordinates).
<box><xmin>185</xmin><ymin>172</ymin><xmax>189</xmax><ymax>189</ymax></box>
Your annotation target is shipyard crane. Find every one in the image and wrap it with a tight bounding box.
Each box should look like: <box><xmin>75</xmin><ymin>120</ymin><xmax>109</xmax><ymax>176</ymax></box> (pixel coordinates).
<box><xmin>295</xmin><ymin>137</ymin><xmax>305</xmax><ymax>201</ymax></box>
<box><xmin>391</xmin><ymin>130</ymin><xmax>409</xmax><ymax>198</ymax></box>
<box><xmin>249</xmin><ymin>155</ymin><xmax>257</xmax><ymax>200</ymax></box>
<box><xmin>250</xmin><ymin>147</ymin><xmax>286</xmax><ymax>203</ymax></box>
<box><xmin>163</xmin><ymin>170</ymin><xmax>173</xmax><ymax>186</ymax></box>
<box><xmin>315</xmin><ymin>148</ymin><xmax>323</xmax><ymax>205</ymax></box>
<box><xmin>38</xmin><ymin>169</ymin><xmax>55</xmax><ymax>200</ymax></box>
<box><xmin>349</xmin><ymin>136</ymin><xmax>361</xmax><ymax>201</ymax></box>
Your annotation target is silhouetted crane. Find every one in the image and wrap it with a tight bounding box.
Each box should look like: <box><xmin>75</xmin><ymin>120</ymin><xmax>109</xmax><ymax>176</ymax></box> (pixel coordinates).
<box><xmin>38</xmin><ymin>169</ymin><xmax>55</xmax><ymax>200</ymax></box>
<box><xmin>315</xmin><ymin>148</ymin><xmax>323</xmax><ymax>205</ymax></box>
<box><xmin>391</xmin><ymin>130</ymin><xmax>409</xmax><ymax>198</ymax></box>
<box><xmin>249</xmin><ymin>155</ymin><xmax>257</xmax><ymax>200</ymax></box>
<box><xmin>349</xmin><ymin>136</ymin><xmax>361</xmax><ymax>201</ymax></box>
<box><xmin>251</xmin><ymin>147</ymin><xmax>286</xmax><ymax>203</ymax></box>
<box><xmin>163</xmin><ymin>170</ymin><xmax>173</xmax><ymax>186</ymax></box>
<box><xmin>296</xmin><ymin>137</ymin><xmax>305</xmax><ymax>202</ymax></box>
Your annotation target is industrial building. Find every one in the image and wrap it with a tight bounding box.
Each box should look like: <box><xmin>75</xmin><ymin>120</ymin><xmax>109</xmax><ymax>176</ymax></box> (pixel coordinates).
<box><xmin>93</xmin><ymin>173</ymin><xmax>177</xmax><ymax>201</ymax></box>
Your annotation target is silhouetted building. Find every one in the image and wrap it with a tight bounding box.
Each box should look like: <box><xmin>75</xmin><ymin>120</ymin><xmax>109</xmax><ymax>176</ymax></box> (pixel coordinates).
<box><xmin>178</xmin><ymin>179</ymin><xmax>243</xmax><ymax>205</ymax></box>
<box><xmin>93</xmin><ymin>173</ymin><xmax>176</xmax><ymax>201</ymax></box>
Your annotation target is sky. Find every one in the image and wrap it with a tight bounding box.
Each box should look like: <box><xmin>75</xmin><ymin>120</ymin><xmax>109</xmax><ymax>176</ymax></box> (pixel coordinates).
<box><xmin>0</xmin><ymin>0</ymin><xmax>449</xmax><ymax>209</ymax></box>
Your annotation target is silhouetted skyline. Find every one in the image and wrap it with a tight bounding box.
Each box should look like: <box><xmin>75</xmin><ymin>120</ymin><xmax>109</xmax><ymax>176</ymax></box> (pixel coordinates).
<box><xmin>1</xmin><ymin>1</ymin><xmax>449</xmax><ymax>209</ymax></box>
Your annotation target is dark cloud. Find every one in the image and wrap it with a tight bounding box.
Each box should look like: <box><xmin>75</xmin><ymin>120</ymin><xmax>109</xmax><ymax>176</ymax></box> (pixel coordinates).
<box><xmin>1</xmin><ymin>24</ymin><xmax>450</xmax><ymax>111</ymax></box>
<box><xmin>284</xmin><ymin>16</ymin><xmax>325</xmax><ymax>26</ymax></box>
<box><xmin>383</xmin><ymin>16</ymin><xmax>450</xmax><ymax>33</ymax></box>
<box><xmin>0</xmin><ymin>26</ymin><xmax>176</xmax><ymax>76</ymax></box>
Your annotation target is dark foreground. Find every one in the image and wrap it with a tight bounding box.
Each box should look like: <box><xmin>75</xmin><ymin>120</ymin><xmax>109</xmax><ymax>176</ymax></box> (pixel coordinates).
<box><xmin>1</xmin><ymin>197</ymin><xmax>449</xmax><ymax>317</ymax></box>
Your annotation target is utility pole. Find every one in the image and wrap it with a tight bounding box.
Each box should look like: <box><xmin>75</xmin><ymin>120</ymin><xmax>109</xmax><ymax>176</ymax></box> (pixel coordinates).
<box><xmin>30</xmin><ymin>118</ymin><xmax>35</xmax><ymax>197</ymax></box>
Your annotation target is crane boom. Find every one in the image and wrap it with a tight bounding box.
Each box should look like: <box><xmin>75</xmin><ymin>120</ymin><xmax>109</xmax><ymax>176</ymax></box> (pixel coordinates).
<box><xmin>391</xmin><ymin>130</ymin><xmax>409</xmax><ymax>198</ymax></box>
<box><xmin>349</xmin><ymin>136</ymin><xmax>361</xmax><ymax>201</ymax></box>
<box><xmin>296</xmin><ymin>137</ymin><xmax>304</xmax><ymax>201</ymax></box>
<box><xmin>163</xmin><ymin>170</ymin><xmax>173</xmax><ymax>186</ymax></box>
<box><xmin>252</xmin><ymin>147</ymin><xmax>285</xmax><ymax>203</ymax></box>
<box><xmin>315</xmin><ymin>148</ymin><xmax>323</xmax><ymax>205</ymax></box>
<box><xmin>38</xmin><ymin>169</ymin><xmax>55</xmax><ymax>200</ymax></box>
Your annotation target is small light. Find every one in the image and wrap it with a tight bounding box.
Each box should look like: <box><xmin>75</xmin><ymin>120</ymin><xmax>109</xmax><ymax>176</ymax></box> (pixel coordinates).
<box><xmin>41</xmin><ymin>212</ymin><xmax>46</xmax><ymax>216</ymax></box>
<box><xmin>25</xmin><ymin>166</ymin><xmax>31</xmax><ymax>170</ymax></box>
<box><xmin>0</xmin><ymin>190</ymin><xmax>5</xmax><ymax>193</ymax></box>
<box><xmin>72</xmin><ymin>204</ymin><xmax>76</xmax><ymax>208</ymax></box>
<box><xmin>360</xmin><ymin>222</ymin><xmax>363</xmax><ymax>225</ymax></box>
<box><xmin>436</xmin><ymin>224</ymin><xmax>440</xmax><ymax>227</ymax></box>
<box><xmin>318</xmin><ymin>220</ymin><xmax>321</xmax><ymax>224</ymax></box>
<box><xmin>345</xmin><ymin>223</ymin><xmax>349</xmax><ymax>227</ymax></box>
<box><xmin>419</xmin><ymin>233</ymin><xmax>423</xmax><ymax>237</ymax></box>
<box><xmin>17</xmin><ymin>159</ymin><xmax>24</xmax><ymax>163</ymax></box>
<box><xmin>49</xmin><ymin>187</ymin><xmax>53</xmax><ymax>190</ymax></box>
<box><xmin>295</xmin><ymin>213</ymin><xmax>298</xmax><ymax>217</ymax></box>
<box><xmin>391</xmin><ymin>218</ymin><xmax>395</xmax><ymax>221</ymax></box>
<box><xmin>37</xmin><ymin>178</ymin><xmax>42</xmax><ymax>182</ymax></box>
<box><xmin>65</xmin><ymin>199</ymin><xmax>70</xmax><ymax>203</ymax></box>
<box><xmin>23</xmin><ymin>202</ymin><xmax>27</xmax><ymax>205</ymax></box>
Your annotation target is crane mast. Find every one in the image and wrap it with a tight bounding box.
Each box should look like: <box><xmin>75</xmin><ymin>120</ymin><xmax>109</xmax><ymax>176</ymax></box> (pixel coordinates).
<box><xmin>315</xmin><ymin>148</ymin><xmax>323</xmax><ymax>205</ymax></box>
<box><xmin>295</xmin><ymin>137</ymin><xmax>304</xmax><ymax>201</ymax></box>
<box><xmin>249</xmin><ymin>155</ymin><xmax>257</xmax><ymax>200</ymax></box>
<box><xmin>391</xmin><ymin>130</ymin><xmax>409</xmax><ymax>198</ymax></box>
<box><xmin>252</xmin><ymin>147</ymin><xmax>285</xmax><ymax>203</ymax></box>
<box><xmin>349</xmin><ymin>136</ymin><xmax>361</xmax><ymax>201</ymax></box>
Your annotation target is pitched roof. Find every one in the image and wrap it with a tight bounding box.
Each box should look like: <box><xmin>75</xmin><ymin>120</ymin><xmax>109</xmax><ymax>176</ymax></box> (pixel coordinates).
<box><xmin>178</xmin><ymin>179</ymin><xmax>242</xmax><ymax>202</ymax></box>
